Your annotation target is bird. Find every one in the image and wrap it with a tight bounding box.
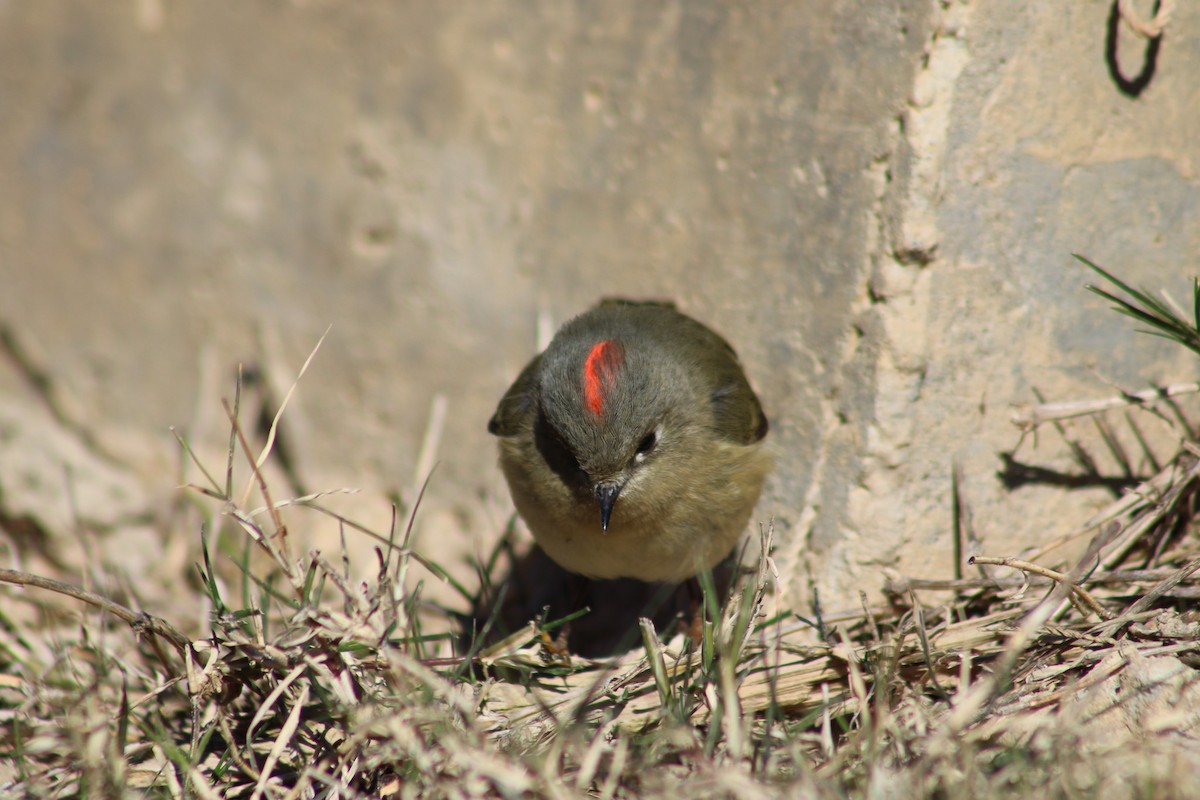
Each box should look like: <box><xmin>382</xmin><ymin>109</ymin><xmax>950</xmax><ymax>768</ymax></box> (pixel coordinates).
<box><xmin>488</xmin><ymin>299</ymin><xmax>770</xmax><ymax>583</ymax></box>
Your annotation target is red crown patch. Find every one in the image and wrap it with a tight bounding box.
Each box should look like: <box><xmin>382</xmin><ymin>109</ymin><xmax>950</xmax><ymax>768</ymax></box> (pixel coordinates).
<box><xmin>582</xmin><ymin>339</ymin><xmax>626</xmax><ymax>417</ymax></box>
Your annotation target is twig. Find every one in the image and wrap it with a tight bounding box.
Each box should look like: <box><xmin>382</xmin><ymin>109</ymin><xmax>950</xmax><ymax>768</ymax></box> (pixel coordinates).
<box><xmin>969</xmin><ymin>557</ymin><xmax>1111</xmax><ymax>620</ymax></box>
<box><xmin>1011</xmin><ymin>382</ymin><xmax>1200</xmax><ymax>431</ymax></box>
<box><xmin>411</xmin><ymin>393</ymin><xmax>448</xmax><ymax>507</ymax></box>
<box><xmin>242</xmin><ymin>325</ymin><xmax>330</xmax><ymax>505</ymax></box>
<box><xmin>1094</xmin><ymin>551</ymin><xmax>1200</xmax><ymax>637</ymax></box>
<box><xmin>1118</xmin><ymin>0</ymin><xmax>1175</xmax><ymax>38</ymax></box>
<box><xmin>0</xmin><ymin>568</ymin><xmax>190</xmax><ymax>660</ymax></box>
<box><xmin>224</xmin><ymin>399</ymin><xmax>293</xmax><ymax>579</ymax></box>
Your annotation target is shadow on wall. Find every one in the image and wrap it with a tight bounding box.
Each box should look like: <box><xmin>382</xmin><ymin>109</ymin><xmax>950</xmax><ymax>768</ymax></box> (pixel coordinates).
<box><xmin>1104</xmin><ymin>0</ymin><xmax>1165</xmax><ymax>98</ymax></box>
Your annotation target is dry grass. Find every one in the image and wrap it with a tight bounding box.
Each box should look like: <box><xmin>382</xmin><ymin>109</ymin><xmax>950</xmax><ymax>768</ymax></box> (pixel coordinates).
<box><xmin>4</xmin><ymin>267</ymin><xmax>1200</xmax><ymax>798</ymax></box>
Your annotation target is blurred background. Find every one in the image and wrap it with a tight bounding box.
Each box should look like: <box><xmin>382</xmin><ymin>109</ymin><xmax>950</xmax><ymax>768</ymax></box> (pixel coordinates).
<box><xmin>0</xmin><ymin>2</ymin><xmax>1197</xmax><ymax>628</ymax></box>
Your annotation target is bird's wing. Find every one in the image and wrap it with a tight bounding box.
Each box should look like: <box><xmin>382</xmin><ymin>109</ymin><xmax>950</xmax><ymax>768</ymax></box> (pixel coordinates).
<box><xmin>710</xmin><ymin>366</ymin><xmax>769</xmax><ymax>445</ymax></box>
<box><xmin>487</xmin><ymin>353</ymin><xmax>543</xmax><ymax>437</ymax></box>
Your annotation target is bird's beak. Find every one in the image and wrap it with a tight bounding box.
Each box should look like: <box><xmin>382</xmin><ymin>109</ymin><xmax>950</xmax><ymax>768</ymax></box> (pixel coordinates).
<box><xmin>595</xmin><ymin>483</ymin><xmax>622</xmax><ymax>533</ymax></box>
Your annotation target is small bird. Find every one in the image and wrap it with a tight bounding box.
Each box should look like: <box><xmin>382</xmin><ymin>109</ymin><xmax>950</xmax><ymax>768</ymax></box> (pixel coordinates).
<box><xmin>488</xmin><ymin>300</ymin><xmax>770</xmax><ymax>583</ymax></box>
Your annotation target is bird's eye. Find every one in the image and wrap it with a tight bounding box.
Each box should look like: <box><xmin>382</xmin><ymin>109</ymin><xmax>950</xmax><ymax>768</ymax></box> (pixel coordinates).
<box><xmin>634</xmin><ymin>429</ymin><xmax>659</xmax><ymax>461</ymax></box>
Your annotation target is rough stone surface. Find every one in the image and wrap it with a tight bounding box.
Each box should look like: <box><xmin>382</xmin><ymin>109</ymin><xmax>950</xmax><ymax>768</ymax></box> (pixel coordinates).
<box><xmin>0</xmin><ymin>1</ymin><xmax>1196</xmax><ymax>621</ymax></box>
<box><xmin>848</xmin><ymin>0</ymin><xmax>1200</xmax><ymax>606</ymax></box>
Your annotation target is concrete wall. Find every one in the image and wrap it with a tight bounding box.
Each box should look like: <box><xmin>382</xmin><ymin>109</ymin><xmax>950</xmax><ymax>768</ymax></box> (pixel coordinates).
<box><xmin>1</xmin><ymin>2</ymin><xmax>1195</xmax><ymax>620</ymax></box>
